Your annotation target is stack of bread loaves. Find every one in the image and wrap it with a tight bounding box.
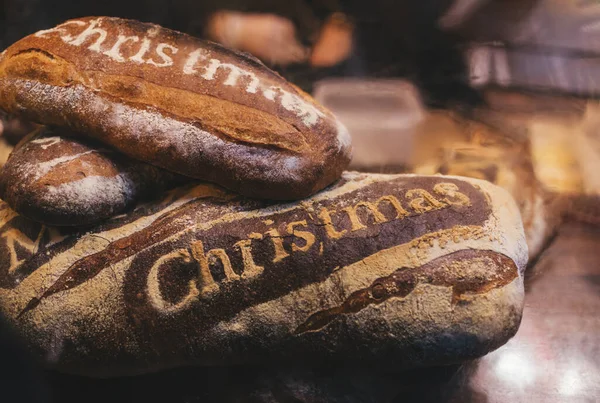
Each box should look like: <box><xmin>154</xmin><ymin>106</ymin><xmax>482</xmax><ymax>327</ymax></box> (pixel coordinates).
<box><xmin>0</xmin><ymin>17</ymin><xmax>528</xmax><ymax>376</ymax></box>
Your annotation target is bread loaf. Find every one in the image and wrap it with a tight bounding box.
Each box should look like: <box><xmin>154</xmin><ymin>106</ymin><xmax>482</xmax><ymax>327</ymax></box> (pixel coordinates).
<box><xmin>0</xmin><ymin>16</ymin><xmax>352</xmax><ymax>200</ymax></box>
<box><xmin>0</xmin><ymin>127</ymin><xmax>184</xmax><ymax>226</ymax></box>
<box><xmin>0</xmin><ymin>172</ymin><xmax>527</xmax><ymax>376</ymax></box>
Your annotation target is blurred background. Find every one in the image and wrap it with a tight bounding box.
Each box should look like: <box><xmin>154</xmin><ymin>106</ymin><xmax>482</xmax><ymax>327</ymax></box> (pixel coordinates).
<box><xmin>1</xmin><ymin>0</ymin><xmax>600</xmax><ymax>402</ymax></box>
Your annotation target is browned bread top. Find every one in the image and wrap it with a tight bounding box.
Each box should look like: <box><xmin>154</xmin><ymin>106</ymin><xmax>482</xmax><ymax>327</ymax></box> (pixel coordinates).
<box><xmin>0</xmin><ymin>17</ymin><xmax>352</xmax><ymax>199</ymax></box>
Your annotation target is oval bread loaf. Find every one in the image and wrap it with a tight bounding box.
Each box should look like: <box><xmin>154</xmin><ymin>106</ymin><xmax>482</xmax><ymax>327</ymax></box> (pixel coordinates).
<box><xmin>0</xmin><ymin>172</ymin><xmax>528</xmax><ymax>376</ymax></box>
<box><xmin>0</xmin><ymin>127</ymin><xmax>184</xmax><ymax>226</ymax></box>
<box><xmin>0</xmin><ymin>16</ymin><xmax>352</xmax><ymax>200</ymax></box>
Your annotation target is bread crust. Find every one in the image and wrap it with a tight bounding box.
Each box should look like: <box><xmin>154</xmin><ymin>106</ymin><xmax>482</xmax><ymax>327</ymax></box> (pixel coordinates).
<box><xmin>0</xmin><ymin>17</ymin><xmax>352</xmax><ymax>199</ymax></box>
<box><xmin>0</xmin><ymin>173</ymin><xmax>528</xmax><ymax>376</ymax></box>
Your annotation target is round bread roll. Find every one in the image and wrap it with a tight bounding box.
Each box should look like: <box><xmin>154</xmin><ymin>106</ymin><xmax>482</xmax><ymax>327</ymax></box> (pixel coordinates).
<box><xmin>0</xmin><ymin>17</ymin><xmax>352</xmax><ymax>200</ymax></box>
<box><xmin>0</xmin><ymin>172</ymin><xmax>528</xmax><ymax>376</ymax></box>
<box><xmin>0</xmin><ymin>127</ymin><xmax>184</xmax><ymax>226</ymax></box>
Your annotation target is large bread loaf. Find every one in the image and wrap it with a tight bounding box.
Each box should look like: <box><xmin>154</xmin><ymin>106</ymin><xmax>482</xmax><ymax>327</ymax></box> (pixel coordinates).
<box><xmin>0</xmin><ymin>16</ymin><xmax>352</xmax><ymax>200</ymax></box>
<box><xmin>0</xmin><ymin>173</ymin><xmax>528</xmax><ymax>376</ymax></box>
<box><xmin>0</xmin><ymin>127</ymin><xmax>184</xmax><ymax>226</ymax></box>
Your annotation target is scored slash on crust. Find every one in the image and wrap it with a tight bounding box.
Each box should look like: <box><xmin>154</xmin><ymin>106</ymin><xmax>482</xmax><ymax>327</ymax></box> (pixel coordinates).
<box><xmin>294</xmin><ymin>250</ymin><xmax>519</xmax><ymax>335</ymax></box>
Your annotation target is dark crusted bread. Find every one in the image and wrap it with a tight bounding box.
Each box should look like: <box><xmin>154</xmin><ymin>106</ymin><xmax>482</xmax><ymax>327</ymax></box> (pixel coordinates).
<box><xmin>0</xmin><ymin>172</ymin><xmax>528</xmax><ymax>376</ymax></box>
<box><xmin>0</xmin><ymin>127</ymin><xmax>183</xmax><ymax>226</ymax></box>
<box><xmin>0</xmin><ymin>16</ymin><xmax>352</xmax><ymax>200</ymax></box>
